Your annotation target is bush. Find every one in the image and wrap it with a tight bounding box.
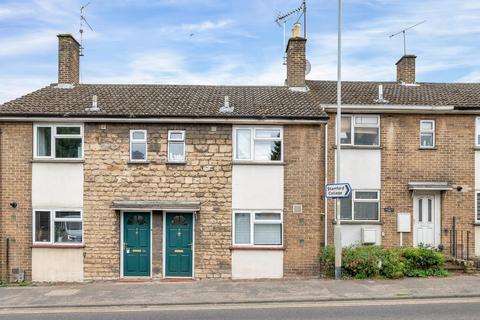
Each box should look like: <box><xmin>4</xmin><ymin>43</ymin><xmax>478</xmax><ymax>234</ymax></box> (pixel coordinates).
<box><xmin>319</xmin><ymin>245</ymin><xmax>447</xmax><ymax>279</ymax></box>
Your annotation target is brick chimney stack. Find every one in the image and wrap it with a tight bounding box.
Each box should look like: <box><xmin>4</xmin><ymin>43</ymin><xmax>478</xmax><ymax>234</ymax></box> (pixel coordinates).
<box><xmin>286</xmin><ymin>23</ymin><xmax>307</xmax><ymax>89</ymax></box>
<box><xmin>396</xmin><ymin>55</ymin><xmax>416</xmax><ymax>84</ymax></box>
<box><xmin>57</xmin><ymin>34</ymin><xmax>80</xmax><ymax>84</ymax></box>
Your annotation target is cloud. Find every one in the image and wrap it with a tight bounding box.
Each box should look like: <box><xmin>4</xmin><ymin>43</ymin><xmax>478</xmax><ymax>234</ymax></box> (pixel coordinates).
<box><xmin>158</xmin><ymin>19</ymin><xmax>233</xmax><ymax>33</ymax></box>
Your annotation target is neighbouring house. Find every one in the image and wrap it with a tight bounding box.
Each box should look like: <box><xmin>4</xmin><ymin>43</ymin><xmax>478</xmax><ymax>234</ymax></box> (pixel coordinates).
<box><xmin>1</xmin><ymin>24</ymin><xmax>480</xmax><ymax>282</ymax></box>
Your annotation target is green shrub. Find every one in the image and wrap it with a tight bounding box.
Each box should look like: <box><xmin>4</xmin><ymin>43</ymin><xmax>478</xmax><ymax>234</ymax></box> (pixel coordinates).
<box><xmin>319</xmin><ymin>245</ymin><xmax>447</xmax><ymax>279</ymax></box>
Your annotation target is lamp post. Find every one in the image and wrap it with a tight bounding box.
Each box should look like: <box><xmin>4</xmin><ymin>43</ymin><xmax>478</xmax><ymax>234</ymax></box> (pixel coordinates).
<box><xmin>334</xmin><ymin>0</ymin><xmax>343</xmax><ymax>280</ymax></box>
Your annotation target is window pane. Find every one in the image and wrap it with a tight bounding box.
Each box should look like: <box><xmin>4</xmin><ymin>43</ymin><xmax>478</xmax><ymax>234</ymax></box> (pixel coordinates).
<box><xmin>36</xmin><ymin>127</ymin><xmax>51</xmax><ymax>157</ymax></box>
<box><xmin>421</xmin><ymin>121</ymin><xmax>433</xmax><ymax>130</ymax></box>
<box><xmin>355</xmin><ymin>191</ymin><xmax>378</xmax><ymax>200</ymax></box>
<box><xmin>354</xmin><ymin>202</ymin><xmax>379</xmax><ymax>220</ymax></box>
<box><xmin>56</xmin><ymin>126</ymin><xmax>81</xmax><ymax>135</ymax></box>
<box><xmin>169</xmin><ymin>131</ymin><xmax>184</xmax><ymax>140</ymax></box>
<box><xmin>354</xmin><ymin>127</ymin><xmax>379</xmax><ymax>146</ymax></box>
<box><xmin>235</xmin><ymin>213</ymin><xmax>251</xmax><ymax>244</ymax></box>
<box><xmin>254</xmin><ymin>141</ymin><xmax>282</xmax><ymax>161</ymax></box>
<box><xmin>55</xmin><ymin>211</ymin><xmax>81</xmax><ymax>219</ymax></box>
<box><xmin>477</xmin><ymin>193</ymin><xmax>480</xmax><ymax>221</ymax></box>
<box><xmin>55</xmin><ymin>138</ymin><xmax>82</xmax><ymax>158</ymax></box>
<box><xmin>341</xmin><ymin>117</ymin><xmax>351</xmax><ymax>144</ymax></box>
<box><xmin>254</xmin><ymin>224</ymin><xmax>282</xmax><ymax>245</ymax></box>
<box><xmin>255</xmin><ymin>213</ymin><xmax>281</xmax><ymax>221</ymax></box>
<box><xmin>235</xmin><ymin>129</ymin><xmax>251</xmax><ymax>160</ymax></box>
<box><xmin>168</xmin><ymin>142</ymin><xmax>185</xmax><ymax>161</ymax></box>
<box><xmin>54</xmin><ymin>221</ymin><xmax>82</xmax><ymax>243</ymax></box>
<box><xmin>355</xmin><ymin>116</ymin><xmax>378</xmax><ymax>125</ymax></box>
<box><xmin>131</xmin><ymin>142</ymin><xmax>147</xmax><ymax>160</ymax></box>
<box><xmin>340</xmin><ymin>194</ymin><xmax>352</xmax><ymax>220</ymax></box>
<box><xmin>132</xmin><ymin>131</ymin><xmax>145</xmax><ymax>140</ymax></box>
<box><xmin>255</xmin><ymin>129</ymin><xmax>281</xmax><ymax>139</ymax></box>
<box><xmin>428</xmin><ymin>199</ymin><xmax>433</xmax><ymax>222</ymax></box>
<box><xmin>420</xmin><ymin>133</ymin><xmax>434</xmax><ymax>147</ymax></box>
<box><xmin>418</xmin><ymin>199</ymin><xmax>423</xmax><ymax>222</ymax></box>
<box><xmin>35</xmin><ymin>211</ymin><xmax>50</xmax><ymax>242</ymax></box>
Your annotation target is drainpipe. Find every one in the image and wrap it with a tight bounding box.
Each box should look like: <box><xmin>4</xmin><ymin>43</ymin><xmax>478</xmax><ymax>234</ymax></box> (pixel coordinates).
<box><xmin>324</xmin><ymin>124</ymin><xmax>328</xmax><ymax>246</ymax></box>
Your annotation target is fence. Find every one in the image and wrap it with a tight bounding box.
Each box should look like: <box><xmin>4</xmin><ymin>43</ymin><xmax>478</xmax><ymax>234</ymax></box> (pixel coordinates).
<box><xmin>447</xmin><ymin>216</ymin><xmax>472</xmax><ymax>260</ymax></box>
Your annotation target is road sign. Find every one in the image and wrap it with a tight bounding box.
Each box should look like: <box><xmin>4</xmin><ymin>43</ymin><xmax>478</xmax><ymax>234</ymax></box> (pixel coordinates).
<box><xmin>325</xmin><ymin>183</ymin><xmax>351</xmax><ymax>198</ymax></box>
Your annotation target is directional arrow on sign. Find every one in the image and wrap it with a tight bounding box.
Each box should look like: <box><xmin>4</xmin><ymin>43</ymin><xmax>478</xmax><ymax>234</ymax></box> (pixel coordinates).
<box><xmin>325</xmin><ymin>183</ymin><xmax>352</xmax><ymax>198</ymax></box>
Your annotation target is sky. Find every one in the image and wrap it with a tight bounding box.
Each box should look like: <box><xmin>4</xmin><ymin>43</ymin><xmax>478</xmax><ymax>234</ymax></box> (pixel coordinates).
<box><xmin>1</xmin><ymin>0</ymin><xmax>480</xmax><ymax>103</ymax></box>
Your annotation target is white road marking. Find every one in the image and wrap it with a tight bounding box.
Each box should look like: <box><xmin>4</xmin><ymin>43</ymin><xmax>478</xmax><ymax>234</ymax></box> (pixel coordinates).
<box><xmin>1</xmin><ymin>297</ymin><xmax>479</xmax><ymax>315</ymax></box>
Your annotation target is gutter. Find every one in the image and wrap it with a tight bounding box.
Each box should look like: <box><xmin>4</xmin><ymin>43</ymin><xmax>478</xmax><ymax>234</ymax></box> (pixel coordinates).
<box><xmin>0</xmin><ymin>116</ymin><xmax>328</xmax><ymax>125</ymax></box>
<box><xmin>321</xmin><ymin>104</ymin><xmax>456</xmax><ymax>114</ymax></box>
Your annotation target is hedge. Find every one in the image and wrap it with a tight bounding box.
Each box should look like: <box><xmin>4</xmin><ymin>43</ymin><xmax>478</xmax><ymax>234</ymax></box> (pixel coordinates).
<box><xmin>319</xmin><ymin>245</ymin><xmax>447</xmax><ymax>279</ymax></box>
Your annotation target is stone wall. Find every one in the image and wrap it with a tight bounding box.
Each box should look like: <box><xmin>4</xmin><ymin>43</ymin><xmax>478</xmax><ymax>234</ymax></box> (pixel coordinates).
<box><xmin>283</xmin><ymin>124</ymin><xmax>325</xmax><ymax>276</ymax></box>
<box><xmin>0</xmin><ymin>122</ymin><xmax>32</xmax><ymax>282</ymax></box>
<box><xmin>83</xmin><ymin>123</ymin><xmax>232</xmax><ymax>280</ymax></box>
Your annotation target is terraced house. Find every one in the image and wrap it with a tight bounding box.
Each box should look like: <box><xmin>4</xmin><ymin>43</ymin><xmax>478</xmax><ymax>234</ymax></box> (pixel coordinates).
<box><xmin>1</xmin><ymin>26</ymin><xmax>480</xmax><ymax>282</ymax></box>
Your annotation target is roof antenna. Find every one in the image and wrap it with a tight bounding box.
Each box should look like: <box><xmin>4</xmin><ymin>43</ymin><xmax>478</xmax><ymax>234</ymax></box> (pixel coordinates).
<box><xmin>79</xmin><ymin>2</ymin><xmax>94</xmax><ymax>57</ymax></box>
<box><xmin>275</xmin><ymin>0</ymin><xmax>307</xmax><ymax>65</ymax></box>
<box><xmin>389</xmin><ymin>20</ymin><xmax>426</xmax><ymax>56</ymax></box>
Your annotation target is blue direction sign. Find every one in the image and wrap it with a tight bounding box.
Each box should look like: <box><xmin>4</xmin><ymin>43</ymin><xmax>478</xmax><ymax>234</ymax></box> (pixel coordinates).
<box><xmin>325</xmin><ymin>183</ymin><xmax>352</xmax><ymax>198</ymax></box>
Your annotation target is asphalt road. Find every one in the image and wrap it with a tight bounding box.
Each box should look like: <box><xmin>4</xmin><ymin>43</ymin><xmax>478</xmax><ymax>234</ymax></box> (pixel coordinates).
<box><xmin>1</xmin><ymin>298</ymin><xmax>479</xmax><ymax>320</ymax></box>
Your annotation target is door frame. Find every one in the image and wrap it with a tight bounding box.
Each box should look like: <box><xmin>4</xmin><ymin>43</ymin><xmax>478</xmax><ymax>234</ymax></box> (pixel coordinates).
<box><xmin>412</xmin><ymin>192</ymin><xmax>441</xmax><ymax>247</ymax></box>
<box><xmin>162</xmin><ymin>211</ymin><xmax>195</xmax><ymax>278</ymax></box>
<box><xmin>120</xmin><ymin>211</ymin><xmax>153</xmax><ymax>278</ymax></box>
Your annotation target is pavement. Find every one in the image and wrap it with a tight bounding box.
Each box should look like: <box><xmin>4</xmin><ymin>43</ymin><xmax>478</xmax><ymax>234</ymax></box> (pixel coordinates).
<box><xmin>1</xmin><ymin>274</ymin><xmax>480</xmax><ymax>310</ymax></box>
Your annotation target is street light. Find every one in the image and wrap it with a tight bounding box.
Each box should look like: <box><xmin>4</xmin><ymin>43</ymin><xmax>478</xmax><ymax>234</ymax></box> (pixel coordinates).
<box><xmin>334</xmin><ymin>0</ymin><xmax>343</xmax><ymax>280</ymax></box>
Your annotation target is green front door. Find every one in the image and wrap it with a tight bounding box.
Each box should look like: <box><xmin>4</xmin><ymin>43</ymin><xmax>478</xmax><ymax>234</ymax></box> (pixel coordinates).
<box><xmin>123</xmin><ymin>212</ymin><xmax>150</xmax><ymax>277</ymax></box>
<box><xmin>166</xmin><ymin>213</ymin><xmax>193</xmax><ymax>277</ymax></box>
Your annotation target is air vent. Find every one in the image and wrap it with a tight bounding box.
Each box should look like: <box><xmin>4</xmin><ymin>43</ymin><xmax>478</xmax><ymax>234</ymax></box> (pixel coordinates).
<box><xmin>293</xmin><ymin>204</ymin><xmax>303</xmax><ymax>214</ymax></box>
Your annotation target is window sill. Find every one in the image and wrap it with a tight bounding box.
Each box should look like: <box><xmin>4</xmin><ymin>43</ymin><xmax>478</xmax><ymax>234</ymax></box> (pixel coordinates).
<box><xmin>128</xmin><ymin>161</ymin><xmax>150</xmax><ymax>165</ymax></box>
<box><xmin>166</xmin><ymin>161</ymin><xmax>187</xmax><ymax>165</ymax></box>
<box><xmin>473</xmin><ymin>146</ymin><xmax>480</xmax><ymax>151</ymax></box>
<box><xmin>333</xmin><ymin>220</ymin><xmax>382</xmax><ymax>225</ymax></box>
<box><xmin>229</xmin><ymin>246</ymin><xmax>285</xmax><ymax>251</ymax></box>
<box><xmin>31</xmin><ymin>159</ymin><xmax>84</xmax><ymax>163</ymax></box>
<box><xmin>31</xmin><ymin>244</ymin><xmax>85</xmax><ymax>249</ymax></box>
<box><xmin>419</xmin><ymin>147</ymin><xmax>437</xmax><ymax>150</ymax></box>
<box><xmin>231</xmin><ymin>161</ymin><xmax>285</xmax><ymax>166</ymax></box>
<box><xmin>334</xmin><ymin>145</ymin><xmax>381</xmax><ymax>150</ymax></box>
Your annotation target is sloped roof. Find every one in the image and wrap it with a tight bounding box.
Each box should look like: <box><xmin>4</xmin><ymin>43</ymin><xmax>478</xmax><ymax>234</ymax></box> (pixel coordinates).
<box><xmin>1</xmin><ymin>80</ymin><xmax>480</xmax><ymax>120</ymax></box>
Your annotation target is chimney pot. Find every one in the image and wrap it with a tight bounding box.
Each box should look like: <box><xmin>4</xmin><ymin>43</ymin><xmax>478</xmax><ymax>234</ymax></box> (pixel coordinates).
<box><xmin>57</xmin><ymin>34</ymin><xmax>80</xmax><ymax>84</ymax></box>
<box><xmin>396</xmin><ymin>55</ymin><xmax>416</xmax><ymax>84</ymax></box>
<box><xmin>292</xmin><ymin>22</ymin><xmax>302</xmax><ymax>38</ymax></box>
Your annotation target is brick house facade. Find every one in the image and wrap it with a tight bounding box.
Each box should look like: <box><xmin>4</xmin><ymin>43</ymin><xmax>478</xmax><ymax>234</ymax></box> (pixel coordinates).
<box><xmin>1</xmin><ymin>27</ymin><xmax>480</xmax><ymax>282</ymax></box>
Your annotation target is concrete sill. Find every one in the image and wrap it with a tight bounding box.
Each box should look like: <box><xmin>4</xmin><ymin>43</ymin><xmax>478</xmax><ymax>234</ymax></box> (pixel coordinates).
<box><xmin>229</xmin><ymin>246</ymin><xmax>285</xmax><ymax>251</ymax></box>
<box><xmin>334</xmin><ymin>145</ymin><xmax>381</xmax><ymax>150</ymax></box>
<box><xmin>128</xmin><ymin>161</ymin><xmax>150</xmax><ymax>165</ymax></box>
<box><xmin>31</xmin><ymin>159</ymin><xmax>84</xmax><ymax>164</ymax></box>
<box><xmin>166</xmin><ymin>161</ymin><xmax>187</xmax><ymax>165</ymax></box>
<box><xmin>231</xmin><ymin>161</ymin><xmax>285</xmax><ymax>166</ymax></box>
<box><xmin>31</xmin><ymin>244</ymin><xmax>85</xmax><ymax>249</ymax></box>
<box><xmin>419</xmin><ymin>147</ymin><xmax>437</xmax><ymax>150</ymax></box>
<box><xmin>333</xmin><ymin>221</ymin><xmax>382</xmax><ymax>225</ymax></box>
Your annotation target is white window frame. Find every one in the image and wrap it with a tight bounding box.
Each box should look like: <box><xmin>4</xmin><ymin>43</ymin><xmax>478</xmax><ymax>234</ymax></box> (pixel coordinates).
<box><xmin>232</xmin><ymin>210</ymin><xmax>283</xmax><ymax>246</ymax></box>
<box><xmin>340</xmin><ymin>115</ymin><xmax>380</xmax><ymax>147</ymax></box>
<box><xmin>129</xmin><ymin>129</ymin><xmax>148</xmax><ymax>162</ymax></box>
<box><xmin>420</xmin><ymin>120</ymin><xmax>435</xmax><ymax>148</ymax></box>
<box><xmin>340</xmin><ymin>190</ymin><xmax>380</xmax><ymax>222</ymax></box>
<box><xmin>167</xmin><ymin>130</ymin><xmax>186</xmax><ymax>162</ymax></box>
<box><xmin>232</xmin><ymin>127</ymin><xmax>283</xmax><ymax>162</ymax></box>
<box><xmin>33</xmin><ymin>123</ymin><xmax>84</xmax><ymax>160</ymax></box>
<box><xmin>32</xmin><ymin>209</ymin><xmax>84</xmax><ymax>246</ymax></box>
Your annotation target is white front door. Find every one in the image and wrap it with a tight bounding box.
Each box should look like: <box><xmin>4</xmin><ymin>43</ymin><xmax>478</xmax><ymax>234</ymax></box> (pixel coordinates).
<box><xmin>413</xmin><ymin>195</ymin><xmax>436</xmax><ymax>247</ymax></box>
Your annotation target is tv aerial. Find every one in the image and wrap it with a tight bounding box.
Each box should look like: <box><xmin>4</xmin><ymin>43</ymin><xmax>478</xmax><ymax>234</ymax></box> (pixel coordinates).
<box><xmin>79</xmin><ymin>2</ymin><xmax>94</xmax><ymax>57</ymax></box>
<box><xmin>389</xmin><ymin>20</ymin><xmax>426</xmax><ymax>56</ymax></box>
<box><xmin>275</xmin><ymin>0</ymin><xmax>307</xmax><ymax>65</ymax></box>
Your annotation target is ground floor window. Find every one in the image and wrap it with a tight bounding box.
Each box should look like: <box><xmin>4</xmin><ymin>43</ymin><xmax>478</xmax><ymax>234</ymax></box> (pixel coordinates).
<box><xmin>476</xmin><ymin>192</ymin><xmax>480</xmax><ymax>222</ymax></box>
<box><xmin>33</xmin><ymin>209</ymin><xmax>83</xmax><ymax>244</ymax></box>
<box><xmin>233</xmin><ymin>211</ymin><xmax>283</xmax><ymax>246</ymax></box>
<box><xmin>340</xmin><ymin>190</ymin><xmax>380</xmax><ymax>221</ymax></box>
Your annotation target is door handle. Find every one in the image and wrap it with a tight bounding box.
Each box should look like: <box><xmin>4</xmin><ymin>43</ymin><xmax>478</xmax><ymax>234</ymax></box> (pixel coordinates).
<box><xmin>187</xmin><ymin>244</ymin><xmax>192</xmax><ymax>246</ymax></box>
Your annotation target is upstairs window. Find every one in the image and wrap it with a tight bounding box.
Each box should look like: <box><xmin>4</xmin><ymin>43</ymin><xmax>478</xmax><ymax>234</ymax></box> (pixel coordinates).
<box><xmin>234</xmin><ymin>127</ymin><xmax>282</xmax><ymax>162</ymax></box>
<box><xmin>341</xmin><ymin>115</ymin><xmax>380</xmax><ymax>147</ymax></box>
<box><xmin>168</xmin><ymin>130</ymin><xmax>185</xmax><ymax>162</ymax></box>
<box><xmin>420</xmin><ymin>120</ymin><xmax>435</xmax><ymax>148</ymax></box>
<box><xmin>476</xmin><ymin>118</ymin><xmax>480</xmax><ymax>146</ymax></box>
<box><xmin>130</xmin><ymin>130</ymin><xmax>147</xmax><ymax>161</ymax></box>
<box><xmin>340</xmin><ymin>190</ymin><xmax>380</xmax><ymax>221</ymax></box>
<box><xmin>34</xmin><ymin>124</ymin><xmax>83</xmax><ymax>160</ymax></box>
